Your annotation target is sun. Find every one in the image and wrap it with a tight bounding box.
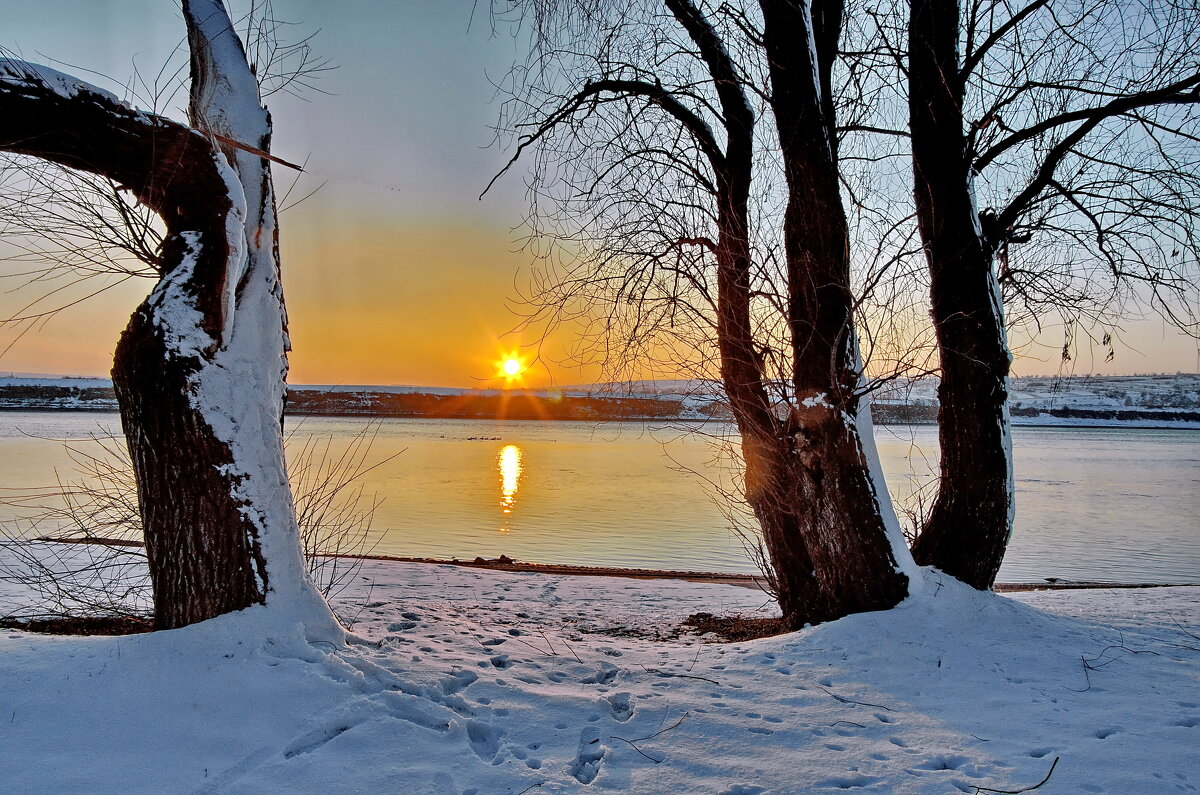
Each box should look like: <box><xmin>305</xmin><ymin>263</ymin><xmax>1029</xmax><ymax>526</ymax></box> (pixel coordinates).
<box><xmin>495</xmin><ymin>353</ymin><xmax>528</xmax><ymax>384</ymax></box>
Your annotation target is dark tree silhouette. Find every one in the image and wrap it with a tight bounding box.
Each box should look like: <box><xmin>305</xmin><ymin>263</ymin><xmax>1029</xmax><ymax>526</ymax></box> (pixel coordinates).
<box><xmin>907</xmin><ymin>0</ymin><xmax>1200</xmax><ymax>587</ymax></box>
<box><xmin>494</xmin><ymin>0</ymin><xmax>912</xmax><ymax>628</ymax></box>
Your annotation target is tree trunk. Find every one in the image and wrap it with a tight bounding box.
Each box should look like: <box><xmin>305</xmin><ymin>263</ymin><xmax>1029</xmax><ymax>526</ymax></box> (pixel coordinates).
<box><xmin>755</xmin><ymin>0</ymin><xmax>911</xmax><ymax>626</ymax></box>
<box><xmin>1</xmin><ymin>0</ymin><xmax>338</xmax><ymax>634</ymax></box>
<box><xmin>0</xmin><ymin>59</ymin><xmax>270</xmax><ymax>628</ymax></box>
<box><xmin>908</xmin><ymin>0</ymin><xmax>1014</xmax><ymax>589</ymax></box>
<box><xmin>662</xmin><ymin>0</ymin><xmax>908</xmax><ymax>627</ymax></box>
<box><xmin>113</xmin><ymin>252</ymin><xmax>272</xmax><ymax>629</ymax></box>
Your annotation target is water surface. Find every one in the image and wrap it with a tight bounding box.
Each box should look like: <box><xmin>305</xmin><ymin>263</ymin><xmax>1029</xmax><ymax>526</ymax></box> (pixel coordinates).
<box><xmin>0</xmin><ymin>412</ymin><xmax>1196</xmax><ymax>583</ymax></box>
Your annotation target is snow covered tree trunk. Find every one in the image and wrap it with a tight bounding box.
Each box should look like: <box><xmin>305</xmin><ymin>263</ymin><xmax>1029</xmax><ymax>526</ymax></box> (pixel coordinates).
<box><xmin>907</xmin><ymin>0</ymin><xmax>1014</xmax><ymax>589</ymax></box>
<box><xmin>0</xmin><ymin>0</ymin><xmax>338</xmax><ymax>634</ymax></box>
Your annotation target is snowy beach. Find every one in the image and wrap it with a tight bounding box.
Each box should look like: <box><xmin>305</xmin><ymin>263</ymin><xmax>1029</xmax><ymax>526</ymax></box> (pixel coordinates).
<box><xmin>1</xmin><ymin>559</ymin><xmax>1196</xmax><ymax>793</ymax></box>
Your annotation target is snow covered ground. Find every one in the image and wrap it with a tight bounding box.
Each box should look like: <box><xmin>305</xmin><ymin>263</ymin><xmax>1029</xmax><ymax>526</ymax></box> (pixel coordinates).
<box><xmin>1</xmin><ymin>560</ymin><xmax>1197</xmax><ymax>793</ymax></box>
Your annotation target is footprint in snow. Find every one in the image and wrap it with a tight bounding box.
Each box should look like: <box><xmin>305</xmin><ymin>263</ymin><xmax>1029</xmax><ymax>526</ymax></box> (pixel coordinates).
<box><xmin>282</xmin><ymin>722</ymin><xmax>353</xmax><ymax>759</ymax></box>
<box><xmin>465</xmin><ymin>719</ymin><xmax>503</xmax><ymax>762</ymax></box>
<box><xmin>606</xmin><ymin>692</ymin><xmax>634</xmax><ymax>722</ymax></box>
<box><xmin>580</xmin><ymin>662</ymin><xmax>619</xmax><ymax>685</ymax></box>
<box><xmin>440</xmin><ymin>669</ymin><xmax>479</xmax><ymax>695</ymax></box>
<box><xmin>569</xmin><ymin>727</ymin><xmax>606</xmax><ymax>784</ymax></box>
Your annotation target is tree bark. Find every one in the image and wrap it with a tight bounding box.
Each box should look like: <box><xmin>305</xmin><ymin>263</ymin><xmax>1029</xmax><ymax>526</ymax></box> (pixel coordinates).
<box><xmin>907</xmin><ymin>0</ymin><xmax>1014</xmax><ymax>589</ymax></box>
<box><xmin>114</xmin><ymin>302</ymin><xmax>273</xmax><ymax>628</ymax></box>
<box><xmin>756</xmin><ymin>0</ymin><xmax>910</xmax><ymax>626</ymax></box>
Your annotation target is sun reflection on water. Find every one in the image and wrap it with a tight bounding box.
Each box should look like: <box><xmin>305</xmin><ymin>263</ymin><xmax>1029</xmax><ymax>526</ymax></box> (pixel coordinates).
<box><xmin>498</xmin><ymin>444</ymin><xmax>523</xmax><ymax>530</ymax></box>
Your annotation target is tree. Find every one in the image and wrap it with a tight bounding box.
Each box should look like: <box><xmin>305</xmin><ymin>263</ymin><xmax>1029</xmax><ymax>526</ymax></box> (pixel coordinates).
<box><xmin>495</xmin><ymin>0</ymin><xmax>912</xmax><ymax>628</ymax></box>
<box><xmin>0</xmin><ymin>0</ymin><xmax>337</xmax><ymax>634</ymax></box>
<box><xmin>907</xmin><ymin>0</ymin><xmax>1200</xmax><ymax>587</ymax></box>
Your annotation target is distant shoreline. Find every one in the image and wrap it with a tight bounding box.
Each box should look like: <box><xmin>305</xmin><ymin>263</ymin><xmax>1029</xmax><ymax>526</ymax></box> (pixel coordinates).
<box><xmin>2</xmin><ymin>403</ymin><xmax>1198</xmax><ymax>430</ymax></box>
<box><xmin>2</xmin><ymin>376</ymin><xmax>1198</xmax><ymax>427</ymax></box>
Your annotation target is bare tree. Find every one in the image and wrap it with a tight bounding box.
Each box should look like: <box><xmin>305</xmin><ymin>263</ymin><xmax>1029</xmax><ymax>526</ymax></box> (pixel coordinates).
<box><xmin>494</xmin><ymin>0</ymin><xmax>912</xmax><ymax>628</ymax></box>
<box><xmin>0</xmin><ymin>0</ymin><xmax>337</xmax><ymax>633</ymax></box>
<box><xmin>907</xmin><ymin>0</ymin><xmax>1200</xmax><ymax>588</ymax></box>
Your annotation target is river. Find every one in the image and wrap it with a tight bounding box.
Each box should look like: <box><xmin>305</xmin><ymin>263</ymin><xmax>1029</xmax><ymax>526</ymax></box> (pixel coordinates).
<box><xmin>0</xmin><ymin>412</ymin><xmax>1196</xmax><ymax>583</ymax></box>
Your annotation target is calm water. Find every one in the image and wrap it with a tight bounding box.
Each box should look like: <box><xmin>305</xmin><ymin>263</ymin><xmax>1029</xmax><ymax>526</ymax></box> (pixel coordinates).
<box><xmin>0</xmin><ymin>412</ymin><xmax>1197</xmax><ymax>583</ymax></box>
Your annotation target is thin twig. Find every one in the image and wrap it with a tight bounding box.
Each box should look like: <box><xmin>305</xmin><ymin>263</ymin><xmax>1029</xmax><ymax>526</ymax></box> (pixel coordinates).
<box><xmin>610</xmin><ymin>714</ymin><xmax>689</xmax><ymax>764</ymax></box>
<box><xmin>560</xmin><ymin>635</ymin><xmax>583</xmax><ymax>663</ymax></box>
<box><xmin>608</xmin><ymin>735</ymin><xmax>663</xmax><ymax>763</ymax></box>
<box><xmin>817</xmin><ymin>685</ymin><xmax>894</xmax><ymax>712</ymax></box>
<box><xmin>973</xmin><ymin>757</ymin><xmax>1060</xmax><ymax>794</ymax></box>
<box><xmin>1065</xmin><ymin>655</ymin><xmax>1092</xmax><ymax>692</ymax></box>
<box><xmin>638</xmin><ymin>664</ymin><xmax>719</xmax><ymax>685</ymax></box>
<box><xmin>628</xmin><ymin>714</ymin><xmax>689</xmax><ymax>743</ymax></box>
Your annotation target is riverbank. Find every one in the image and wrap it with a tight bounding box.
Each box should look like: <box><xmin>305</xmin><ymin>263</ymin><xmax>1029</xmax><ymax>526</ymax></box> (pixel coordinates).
<box><xmin>31</xmin><ymin>536</ymin><xmax>1198</xmax><ymax>594</ymax></box>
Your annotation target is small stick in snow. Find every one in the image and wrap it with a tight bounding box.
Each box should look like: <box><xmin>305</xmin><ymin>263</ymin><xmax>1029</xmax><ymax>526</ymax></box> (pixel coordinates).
<box><xmin>560</xmin><ymin>635</ymin><xmax>583</xmax><ymax>663</ymax></box>
<box><xmin>638</xmin><ymin>664</ymin><xmax>720</xmax><ymax>685</ymax></box>
<box><xmin>629</xmin><ymin>714</ymin><xmax>689</xmax><ymax>743</ymax></box>
<box><xmin>1167</xmin><ymin>612</ymin><xmax>1200</xmax><ymax>641</ymax></box>
<box><xmin>817</xmin><ymin>685</ymin><xmax>893</xmax><ymax>712</ymax></box>
<box><xmin>608</xmin><ymin>735</ymin><xmax>664</xmax><ymax>764</ymax></box>
<box><xmin>1166</xmin><ymin>613</ymin><xmax>1200</xmax><ymax>650</ymax></box>
<box><xmin>507</xmin><ymin>635</ymin><xmax>556</xmax><ymax>656</ymax></box>
<box><xmin>1066</xmin><ymin>655</ymin><xmax>1093</xmax><ymax>692</ymax></box>
<box><xmin>972</xmin><ymin>756</ymin><xmax>1059</xmax><ymax>794</ymax></box>
<box><xmin>610</xmin><ymin>714</ymin><xmax>689</xmax><ymax>765</ymax></box>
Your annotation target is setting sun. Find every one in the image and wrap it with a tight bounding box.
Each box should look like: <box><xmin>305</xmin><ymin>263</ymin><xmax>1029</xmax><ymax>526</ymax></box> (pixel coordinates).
<box><xmin>495</xmin><ymin>353</ymin><xmax>528</xmax><ymax>385</ymax></box>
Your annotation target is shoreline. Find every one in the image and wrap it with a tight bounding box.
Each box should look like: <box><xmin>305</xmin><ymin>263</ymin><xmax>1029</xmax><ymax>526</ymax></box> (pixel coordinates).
<box><xmin>342</xmin><ymin>553</ymin><xmax>1199</xmax><ymax>593</ymax></box>
<box><xmin>32</xmin><ymin>537</ymin><xmax>1196</xmax><ymax>592</ymax></box>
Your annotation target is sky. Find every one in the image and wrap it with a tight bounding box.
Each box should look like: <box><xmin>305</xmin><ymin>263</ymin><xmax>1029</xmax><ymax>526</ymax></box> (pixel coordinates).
<box><xmin>1</xmin><ymin>0</ymin><xmax>1196</xmax><ymax>387</ymax></box>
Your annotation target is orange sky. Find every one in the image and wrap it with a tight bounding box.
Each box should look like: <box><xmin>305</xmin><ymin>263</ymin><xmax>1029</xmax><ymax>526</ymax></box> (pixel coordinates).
<box><xmin>281</xmin><ymin>212</ymin><xmax>599</xmax><ymax>389</ymax></box>
<box><xmin>1</xmin><ymin>1</ymin><xmax>1196</xmax><ymax>386</ymax></box>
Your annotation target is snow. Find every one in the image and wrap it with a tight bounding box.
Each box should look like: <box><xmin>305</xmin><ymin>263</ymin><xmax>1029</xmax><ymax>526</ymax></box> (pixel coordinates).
<box><xmin>879</xmin><ymin>373</ymin><xmax>1200</xmax><ymax>414</ymax></box>
<box><xmin>0</xmin><ymin>59</ymin><xmax>122</xmax><ymax>106</ymax></box>
<box><xmin>987</xmin><ymin>241</ymin><xmax>1017</xmax><ymax>541</ymax></box>
<box><xmin>800</xmin><ymin>392</ymin><xmax>831</xmax><ymax>409</ymax></box>
<box><xmin>851</xmin><ymin>332</ymin><xmax>922</xmax><ymax>583</ymax></box>
<box><xmin>160</xmin><ymin>0</ymin><xmax>340</xmax><ymax>640</ymax></box>
<box><xmin>147</xmin><ymin>231</ymin><xmax>215</xmax><ymax>359</ymax></box>
<box><xmin>1</xmin><ymin>557</ymin><xmax>1196</xmax><ymax>793</ymax></box>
